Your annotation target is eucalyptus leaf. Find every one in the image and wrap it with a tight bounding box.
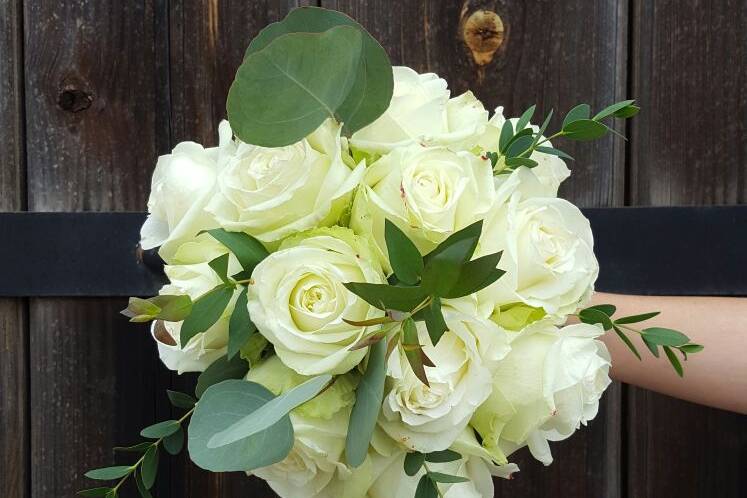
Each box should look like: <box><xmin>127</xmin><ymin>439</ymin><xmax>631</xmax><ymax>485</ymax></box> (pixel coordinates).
<box><xmin>204</xmin><ymin>229</ymin><xmax>269</xmax><ymax>274</ymax></box>
<box><xmin>208</xmin><ymin>253</ymin><xmax>231</xmax><ymax>284</ymax></box>
<box><xmin>195</xmin><ymin>354</ymin><xmax>250</xmax><ymax>398</ymax></box>
<box><xmin>134</xmin><ymin>472</ymin><xmax>153</xmax><ymax>498</ymax></box>
<box><xmin>585</xmin><ymin>304</ymin><xmax>616</xmax><ymax>317</ymax></box>
<box><xmin>641</xmin><ymin>327</ymin><xmax>690</xmax><ymax>347</ymax></box>
<box><xmin>578</xmin><ymin>307</ymin><xmax>614</xmax><ymax>331</ymax></box>
<box><xmin>424</xmin><ymin>221</ymin><xmax>482</xmax><ymax>267</ymax></box>
<box><xmin>612</xmin><ymin>325</ymin><xmax>641</xmax><ymax>361</ymax></box>
<box><xmin>164</xmin><ymin>426</ymin><xmax>185</xmax><ymax>456</ymax></box>
<box><xmin>113</xmin><ymin>442</ymin><xmax>153</xmax><ymax>453</ymax></box>
<box><xmin>188</xmin><ymin>380</ymin><xmax>294</xmax><ymax>472</ymax></box>
<box><xmin>385</xmin><ymin>219</ymin><xmax>424</xmax><ymax>285</ymax></box>
<box><xmin>612</xmin><ymin>104</ymin><xmax>640</xmax><ymax>118</ymax></box>
<box><xmin>402</xmin><ymin>318</ymin><xmax>429</xmax><ymax>386</ymax></box>
<box><xmin>228</xmin><ymin>26</ymin><xmax>363</xmax><ymax>147</ymax></box>
<box><xmin>592</xmin><ymin>99</ymin><xmax>635</xmax><ymax>121</ymax></box>
<box><xmin>642</xmin><ymin>336</ymin><xmax>660</xmax><ymax>358</ymax></box>
<box><xmin>498</xmin><ymin>120</ymin><xmax>513</xmax><ymax>152</ymax></box>
<box><xmin>422</xmin><ymin>297</ymin><xmax>448</xmax><ymax>346</ymax></box>
<box><xmin>425</xmin><ymin>449</ymin><xmax>462</xmax><ymax>463</ymax></box>
<box><xmin>415</xmin><ymin>475</ymin><xmax>438</xmax><ymax>498</ymax></box>
<box><xmin>167</xmin><ymin>390</ymin><xmax>196</xmax><ymax>410</ymax></box>
<box><xmin>680</xmin><ymin>344</ymin><xmax>704</xmax><ymax>354</ymax></box>
<box><xmin>343</xmin><ymin>281</ymin><xmax>428</xmax><ymax>312</ymax></box>
<box><xmin>515</xmin><ymin>105</ymin><xmax>536</xmax><ymax>132</ymax></box>
<box><xmin>84</xmin><ymin>466</ymin><xmax>132</xmax><ymax>481</ymax></box>
<box><xmin>562</xmin><ymin>103</ymin><xmax>591</xmax><ymax>128</ymax></box>
<box><xmin>531</xmin><ymin>109</ymin><xmax>554</xmax><ymax>147</ymax></box>
<box><xmin>443</xmin><ymin>252</ymin><xmax>504</xmax><ymax>298</ymax></box>
<box><xmin>78</xmin><ymin>488</ymin><xmax>114</xmax><ymax>497</ymax></box>
<box><xmin>664</xmin><ymin>346</ymin><xmax>684</xmax><ymax>377</ymax></box>
<box><xmin>207</xmin><ymin>374</ymin><xmax>332</xmax><ymax>448</ymax></box>
<box><xmin>504</xmin><ymin>157</ymin><xmax>538</xmax><ymax>169</ymax></box>
<box><xmin>141</xmin><ymin>446</ymin><xmax>158</xmax><ymax>489</ymax></box>
<box><xmin>562</xmin><ymin>119</ymin><xmax>609</xmax><ymax>141</ymax></box>
<box><xmin>614</xmin><ymin>311</ymin><xmax>660</xmax><ymax>324</ymax></box>
<box><xmin>535</xmin><ymin>146</ymin><xmax>574</xmax><ymax>160</ymax></box>
<box><xmin>427</xmin><ymin>472</ymin><xmax>470</xmax><ymax>484</ymax></box>
<box><xmin>244</xmin><ymin>6</ymin><xmax>393</xmax><ymax>136</ymax></box>
<box><xmin>227</xmin><ymin>287</ymin><xmax>256</xmax><ymax>360</ymax></box>
<box><xmin>140</xmin><ymin>420</ymin><xmax>180</xmax><ymax>439</ymax></box>
<box><xmin>346</xmin><ymin>339</ymin><xmax>387</xmax><ymax>467</ymax></box>
<box><xmin>506</xmin><ymin>135</ymin><xmax>534</xmax><ymax>158</ymax></box>
<box><xmin>404</xmin><ymin>452</ymin><xmax>425</xmax><ymax>476</ymax></box>
<box><xmin>180</xmin><ymin>285</ymin><xmax>234</xmax><ymax>348</ymax></box>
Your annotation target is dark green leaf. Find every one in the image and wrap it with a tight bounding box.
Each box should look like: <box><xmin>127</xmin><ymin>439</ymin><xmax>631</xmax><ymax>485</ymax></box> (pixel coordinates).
<box><xmin>84</xmin><ymin>466</ymin><xmax>132</xmax><ymax>481</ymax></box>
<box><xmin>592</xmin><ymin>99</ymin><xmax>636</xmax><ymax>121</ymax></box>
<box><xmin>502</xmin><ymin>127</ymin><xmax>534</xmax><ymax>151</ymax></box>
<box><xmin>679</xmin><ymin>344</ymin><xmax>704</xmax><ymax>354</ymax></box>
<box><xmin>243</xmin><ymin>6</ymin><xmax>393</xmax><ymax>137</ymax></box>
<box><xmin>422</xmin><ymin>297</ymin><xmax>448</xmax><ymax>346</ymax></box>
<box><xmin>562</xmin><ymin>103</ymin><xmax>591</xmax><ymax>128</ymax></box>
<box><xmin>415</xmin><ymin>475</ymin><xmax>438</xmax><ymax>498</ymax></box>
<box><xmin>167</xmin><ymin>390</ymin><xmax>196</xmax><ymax>410</ymax></box>
<box><xmin>404</xmin><ymin>452</ymin><xmax>425</xmax><ymax>476</ymax></box>
<box><xmin>385</xmin><ymin>220</ymin><xmax>424</xmax><ymax>285</ymax></box>
<box><xmin>343</xmin><ymin>282</ymin><xmax>428</xmax><ymax>312</ymax></box>
<box><xmin>612</xmin><ymin>104</ymin><xmax>640</xmax><ymax>118</ymax></box>
<box><xmin>506</xmin><ymin>135</ymin><xmax>534</xmax><ymax>158</ymax></box>
<box><xmin>427</xmin><ymin>472</ymin><xmax>470</xmax><ymax>484</ymax></box>
<box><xmin>562</xmin><ymin>119</ymin><xmax>609</xmax><ymax>141</ymax></box>
<box><xmin>208</xmin><ymin>374</ymin><xmax>331</xmax><ymax>448</ymax></box>
<box><xmin>180</xmin><ymin>285</ymin><xmax>234</xmax><ymax>348</ymax></box>
<box><xmin>425</xmin><ymin>449</ymin><xmax>461</xmax><ymax>463</ymax></box>
<box><xmin>346</xmin><ymin>339</ymin><xmax>387</xmax><ymax>467</ymax></box>
<box><xmin>149</xmin><ymin>295</ymin><xmax>193</xmax><ymax>322</ymax></box>
<box><xmin>113</xmin><ymin>442</ymin><xmax>153</xmax><ymax>453</ymax></box>
<box><xmin>585</xmin><ymin>304</ymin><xmax>616</xmax><ymax>317</ymax></box>
<box><xmin>612</xmin><ymin>325</ymin><xmax>641</xmax><ymax>361</ymax></box>
<box><xmin>614</xmin><ymin>311</ymin><xmax>660</xmax><ymax>324</ymax></box>
<box><xmin>498</xmin><ymin>120</ymin><xmax>513</xmax><ymax>152</ymax></box>
<box><xmin>504</xmin><ymin>157</ymin><xmax>539</xmax><ymax>168</ymax></box>
<box><xmin>424</xmin><ymin>221</ymin><xmax>483</xmax><ymax>267</ymax></box>
<box><xmin>134</xmin><ymin>471</ymin><xmax>153</xmax><ymax>498</ymax></box>
<box><xmin>443</xmin><ymin>252</ymin><xmax>504</xmax><ymax>298</ymax></box>
<box><xmin>227</xmin><ymin>287</ymin><xmax>256</xmax><ymax>360</ymax></box>
<box><xmin>402</xmin><ymin>319</ymin><xmax>429</xmax><ymax>386</ymax></box>
<box><xmin>663</xmin><ymin>346</ymin><xmax>684</xmax><ymax>377</ymax></box>
<box><xmin>164</xmin><ymin>426</ymin><xmax>185</xmax><ymax>456</ymax></box>
<box><xmin>535</xmin><ymin>146</ymin><xmax>574</xmax><ymax>160</ymax></box>
<box><xmin>228</xmin><ymin>26</ymin><xmax>363</xmax><ymax>147</ymax></box>
<box><xmin>642</xmin><ymin>336</ymin><xmax>660</xmax><ymax>357</ymax></box>
<box><xmin>78</xmin><ymin>488</ymin><xmax>113</xmax><ymax>497</ymax></box>
<box><xmin>204</xmin><ymin>229</ymin><xmax>269</xmax><ymax>274</ymax></box>
<box><xmin>188</xmin><ymin>380</ymin><xmax>294</xmax><ymax>472</ymax></box>
<box><xmin>421</xmin><ymin>221</ymin><xmax>483</xmax><ymax>296</ymax></box>
<box><xmin>531</xmin><ymin>109</ymin><xmax>554</xmax><ymax>147</ymax></box>
<box><xmin>641</xmin><ymin>327</ymin><xmax>690</xmax><ymax>347</ymax></box>
<box><xmin>141</xmin><ymin>446</ymin><xmax>158</xmax><ymax>489</ymax></box>
<box><xmin>140</xmin><ymin>420</ymin><xmax>180</xmax><ymax>439</ymax></box>
<box><xmin>208</xmin><ymin>253</ymin><xmax>231</xmax><ymax>284</ymax></box>
<box><xmin>515</xmin><ymin>105</ymin><xmax>536</xmax><ymax>132</ymax></box>
<box><xmin>195</xmin><ymin>354</ymin><xmax>250</xmax><ymax>399</ymax></box>
<box><xmin>578</xmin><ymin>308</ymin><xmax>614</xmax><ymax>331</ymax></box>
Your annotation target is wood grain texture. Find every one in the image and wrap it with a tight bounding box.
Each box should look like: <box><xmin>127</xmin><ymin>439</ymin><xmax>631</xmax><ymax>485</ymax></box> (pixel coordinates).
<box><xmin>0</xmin><ymin>0</ymin><xmax>28</xmax><ymax>497</ymax></box>
<box><xmin>22</xmin><ymin>1</ymin><xmax>170</xmax><ymax>497</ymax></box>
<box><xmin>165</xmin><ymin>2</ymin><xmax>310</xmax><ymax>495</ymax></box>
<box><xmin>322</xmin><ymin>1</ymin><xmax>627</xmax><ymax>497</ymax></box>
<box><xmin>627</xmin><ymin>2</ymin><xmax>747</xmax><ymax>497</ymax></box>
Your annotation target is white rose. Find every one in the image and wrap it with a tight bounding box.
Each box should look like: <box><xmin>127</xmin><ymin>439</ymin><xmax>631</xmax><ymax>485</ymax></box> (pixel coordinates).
<box><xmin>350</xmin><ymin>145</ymin><xmax>495</xmax><ymax>266</ymax></box>
<box><xmin>247</xmin><ymin>228</ymin><xmax>386</xmax><ymax>375</ymax></box>
<box><xmin>368</xmin><ymin>429</ymin><xmax>516</xmax><ymax>498</ymax></box>
<box><xmin>479</xmin><ymin>107</ymin><xmax>571</xmax><ymax>202</ymax></box>
<box><xmin>248</xmin><ymin>357</ymin><xmax>374</xmax><ymax>498</ymax></box>
<box><xmin>479</xmin><ymin>194</ymin><xmax>598</xmax><ymax>318</ymax></box>
<box><xmin>350</xmin><ymin>66</ymin><xmax>488</xmax><ymax>154</ymax></box>
<box><xmin>140</xmin><ymin>120</ymin><xmax>234</xmax><ymax>263</ymax></box>
<box><xmin>151</xmin><ymin>239</ymin><xmax>241</xmax><ymax>373</ymax></box>
<box><xmin>380</xmin><ymin>300</ymin><xmax>509</xmax><ymax>452</ymax></box>
<box><xmin>206</xmin><ymin>119</ymin><xmax>364</xmax><ymax>245</ymax></box>
<box><xmin>470</xmin><ymin>322</ymin><xmax>611</xmax><ymax>466</ymax></box>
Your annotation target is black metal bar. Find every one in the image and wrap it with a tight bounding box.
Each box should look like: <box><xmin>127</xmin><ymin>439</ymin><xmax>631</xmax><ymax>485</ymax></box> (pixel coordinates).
<box><xmin>0</xmin><ymin>207</ymin><xmax>744</xmax><ymax>297</ymax></box>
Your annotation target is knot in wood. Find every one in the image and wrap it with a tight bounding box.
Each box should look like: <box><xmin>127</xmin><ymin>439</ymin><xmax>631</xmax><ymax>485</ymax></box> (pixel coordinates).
<box><xmin>57</xmin><ymin>87</ymin><xmax>93</xmax><ymax>113</ymax></box>
<box><xmin>462</xmin><ymin>9</ymin><xmax>505</xmax><ymax>66</ymax></box>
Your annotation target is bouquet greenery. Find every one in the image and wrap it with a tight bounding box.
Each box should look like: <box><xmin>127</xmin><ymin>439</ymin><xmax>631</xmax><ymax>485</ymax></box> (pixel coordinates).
<box><xmin>81</xmin><ymin>7</ymin><xmax>701</xmax><ymax>498</ymax></box>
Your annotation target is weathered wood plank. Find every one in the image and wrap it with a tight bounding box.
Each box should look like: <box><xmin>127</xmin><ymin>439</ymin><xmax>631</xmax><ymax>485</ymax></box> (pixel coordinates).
<box><xmin>0</xmin><ymin>0</ymin><xmax>28</xmax><ymax>497</ymax></box>
<box><xmin>627</xmin><ymin>1</ymin><xmax>747</xmax><ymax>497</ymax></box>
<box><xmin>165</xmin><ymin>1</ymin><xmax>310</xmax><ymax>495</ymax></box>
<box><xmin>23</xmin><ymin>1</ymin><xmax>170</xmax><ymax>497</ymax></box>
<box><xmin>323</xmin><ymin>1</ymin><xmax>627</xmax><ymax>497</ymax></box>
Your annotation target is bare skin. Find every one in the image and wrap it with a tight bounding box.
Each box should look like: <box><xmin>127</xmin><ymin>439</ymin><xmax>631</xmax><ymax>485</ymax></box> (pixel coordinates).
<box><xmin>585</xmin><ymin>292</ymin><xmax>747</xmax><ymax>414</ymax></box>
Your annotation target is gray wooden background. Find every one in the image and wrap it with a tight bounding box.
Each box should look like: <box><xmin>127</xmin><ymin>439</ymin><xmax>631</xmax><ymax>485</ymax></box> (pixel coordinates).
<box><xmin>1</xmin><ymin>1</ymin><xmax>745</xmax><ymax>497</ymax></box>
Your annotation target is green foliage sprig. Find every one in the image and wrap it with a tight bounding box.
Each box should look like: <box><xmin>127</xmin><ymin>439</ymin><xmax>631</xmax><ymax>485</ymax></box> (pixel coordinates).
<box><xmin>577</xmin><ymin>304</ymin><xmax>704</xmax><ymax>376</ymax></box>
<box><xmin>403</xmin><ymin>450</ymin><xmax>468</xmax><ymax>498</ymax></box>
<box><xmin>486</xmin><ymin>100</ymin><xmax>640</xmax><ymax>175</ymax></box>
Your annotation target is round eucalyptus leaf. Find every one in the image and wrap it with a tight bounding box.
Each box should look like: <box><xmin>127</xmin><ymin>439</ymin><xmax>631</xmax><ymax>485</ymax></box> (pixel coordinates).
<box><xmin>188</xmin><ymin>379</ymin><xmax>293</xmax><ymax>472</ymax></box>
<box><xmin>227</xmin><ymin>25</ymin><xmax>363</xmax><ymax>147</ymax></box>
<box><xmin>244</xmin><ymin>6</ymin><xmax>393</xmax><ymax>137</ymax></box>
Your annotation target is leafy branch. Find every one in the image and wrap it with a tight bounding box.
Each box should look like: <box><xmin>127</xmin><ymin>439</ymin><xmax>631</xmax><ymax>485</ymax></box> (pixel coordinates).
<box><xmin>485</xmin><ymin>100</ymin><xmax>640</xmax><ymax>175</ymax></box>
<box><xmin>80</xmin><ymin>392</ymin><xmax>196</xmax><ymax>498</ymax></box>
<box><xmin>404</xmin><ymin>450</ymin><xmax>469</xmax><ymax>498</ymax></box>
<box><xmin>343</xmin><ymin>219</ymin><xmax>505</xmax><ymax>386</ymax></box>
<box><xmin>577</xmin><ymin>304</ymin><xmax>704</xmax><ymax>377</ymax></box>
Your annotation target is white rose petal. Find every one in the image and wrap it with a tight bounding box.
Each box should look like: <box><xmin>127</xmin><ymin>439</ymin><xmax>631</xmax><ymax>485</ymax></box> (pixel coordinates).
<box><xmin>247</xmin><ymin>229</ymin><xmax>385</xmax><ymax>375</ymax></box>
<box><xmin>206</xmin><ymin>119</ymin><xmax>364</xmax><ymax>245</ymax></box>
<box><xmin>350</xmin><ymin>66</ymin><xmax>488</xmax><ymax>154</ymax></box>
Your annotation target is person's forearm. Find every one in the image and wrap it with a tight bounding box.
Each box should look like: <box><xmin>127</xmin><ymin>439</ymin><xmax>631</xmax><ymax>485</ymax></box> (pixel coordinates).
<box><xmin>589</xmin><ymin>292</ymin><xmax>747</xmax><ymax>414</ymax></box>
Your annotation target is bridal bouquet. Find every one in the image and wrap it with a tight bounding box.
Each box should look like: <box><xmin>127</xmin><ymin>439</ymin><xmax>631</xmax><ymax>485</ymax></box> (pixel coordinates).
<box><xmin>81</xmin><ymin>7</ymin><xmax>702</xmax><ymax>498</ymax></box>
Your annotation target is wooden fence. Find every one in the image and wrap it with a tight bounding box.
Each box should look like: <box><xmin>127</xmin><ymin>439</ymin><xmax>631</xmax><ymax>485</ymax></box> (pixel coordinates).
<box><xmin>0</xmin><ymin>1</ymin><xmax>745</xmax><ymax>497</ymax></box>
